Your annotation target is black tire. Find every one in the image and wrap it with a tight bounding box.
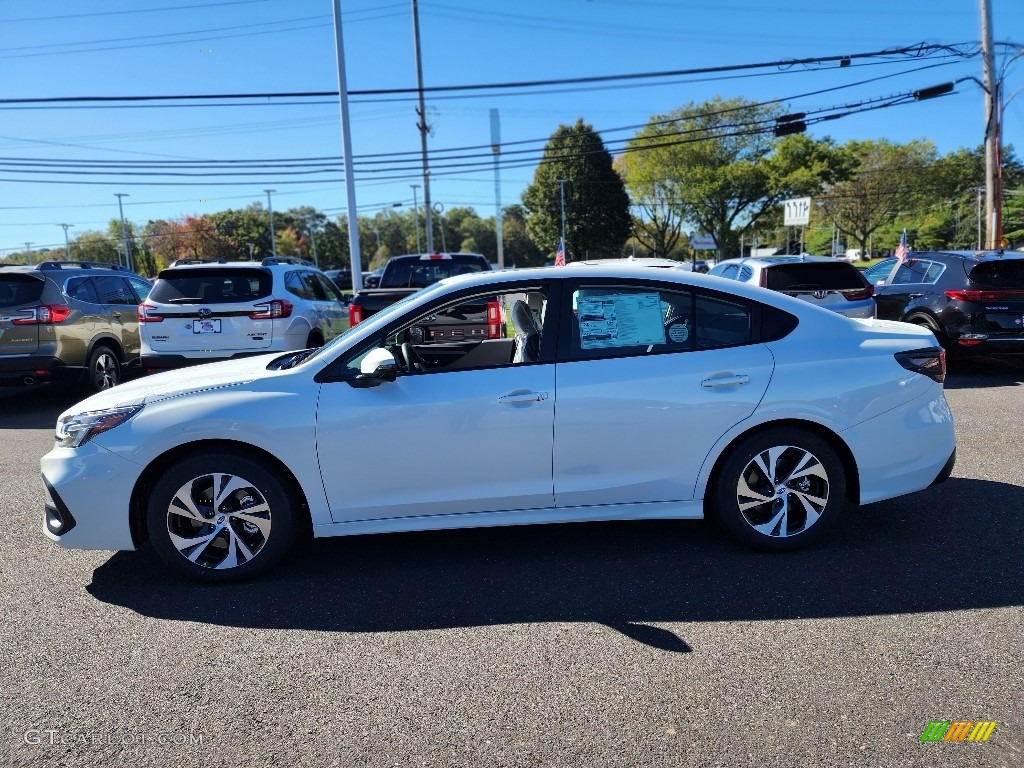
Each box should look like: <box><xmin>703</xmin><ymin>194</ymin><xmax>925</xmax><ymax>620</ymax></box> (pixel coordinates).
<box><xmin>712</xmin><ymin>428</ymin><xmax>846</xmax><ymax>552</ymax></box>
<box><xmin>84</xmin><ymin>345</ymin><xmax>121</xmax><ymax>393</ymax></box>
<box><xmin>305</xmin><ymin>331</ymin><xmax>324</xmax><ymax>348</ymax></box>
<box><xmin>145</xmin><ymin>452</ymin><xmax>298</xmax><ymax>582</ymax></box>
<box><xmin>906</xmin><ymin>314</ymin><xmax>949</xmax><ymax>349</ymax></box>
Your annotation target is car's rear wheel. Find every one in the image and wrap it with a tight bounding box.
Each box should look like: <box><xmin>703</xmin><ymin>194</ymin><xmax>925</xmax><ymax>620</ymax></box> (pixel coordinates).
<box><xmin>305</xmin><ymin>331</ymin><xmax>324</xmax><ymax>348</ymax></box>
<box><xmin>146</xmin><ymin>452</ymin><xmax>298</xmax><ymax>582</ymax></box>
<box><xmin>906</xmin><ymin>314</ymin><xmax>949</xmax><ymax>349</ymax></box>
<box><xmin>713</xmin><ymin>428</ymin><xmax>845</xmax><ymax>551</ymax></box>
<box><xmin>84</xmin><ymin>345</ymin><xmax>121</xmax><ymax>393</ymax></box>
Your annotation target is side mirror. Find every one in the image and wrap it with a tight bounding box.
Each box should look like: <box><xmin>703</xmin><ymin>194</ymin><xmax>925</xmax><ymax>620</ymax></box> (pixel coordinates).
<box><xmin>349</xmin><ymin>347</ymin><xmax>399</xmax><ymax>388</ymax></box>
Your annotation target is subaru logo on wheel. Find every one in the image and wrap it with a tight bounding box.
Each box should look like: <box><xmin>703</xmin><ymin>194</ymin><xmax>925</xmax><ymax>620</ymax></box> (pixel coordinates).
<box><xmin>198</xmin><ymin>308</ymin><xmax>212</xmax><ymax>318</ymax></box>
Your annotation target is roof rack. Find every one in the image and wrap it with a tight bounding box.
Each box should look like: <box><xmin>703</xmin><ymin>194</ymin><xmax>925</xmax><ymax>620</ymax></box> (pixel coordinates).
<box><xmin>169</xmin><ymin>257</ymin><xmax>229</xmax><ymax>266</ymax></box>
<box><xmin>261</xmin><ymin>256</ymin><xmax>315</xmax><ymax>267</ymax></box>
<box><xmin>34</xmin><ymin>260</ymin><xmax>128</xmax><ymax>271</ymax></box>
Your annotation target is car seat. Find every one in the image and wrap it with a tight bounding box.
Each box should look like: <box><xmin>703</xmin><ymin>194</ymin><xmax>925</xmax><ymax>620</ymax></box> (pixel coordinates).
<box><xmin>510</xmin><ymin>299</ymin><xmax>542</xmax><ymax>363</ymax></box>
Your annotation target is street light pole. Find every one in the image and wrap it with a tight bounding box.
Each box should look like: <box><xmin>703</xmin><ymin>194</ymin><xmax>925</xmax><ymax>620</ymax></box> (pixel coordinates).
<box><xmin>264</xmin><ymin>189</ymin><xmax>277</xmax><ymax>258</ymax></box>
<box><xmin>306</xmin><ymin>217</ymin><xmax>319</xmax><ymax>267</ymax></box>
<box><xmin>24</xmin><ymin>242</ymin><xmax>33</xmax><ymax>266</ymax></box>
<box><xmin>558</xmin><ymin>178</ymin><xmax>567</xmax><ymax>260</ymax></box>
<box><xmin>410</xmin><ymin>184</ymin><xmax>421</xmax><ymax>253</ymax></box>
<box><xmin>59</xmin><ymin>224</ymin><xmax>73</xmax><ymax>260</ymax></box>
<box><xmin>114</xmin><ymin>193</ymin><xmax>132</xmax><ymax>271</ymax></box>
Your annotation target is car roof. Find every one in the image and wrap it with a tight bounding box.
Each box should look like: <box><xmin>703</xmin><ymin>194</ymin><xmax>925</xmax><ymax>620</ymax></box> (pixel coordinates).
<box><xmin>567</xmin><ymin>257</ymin><xmax>689</xmax><ymax>268</ymax></box>
<box><xmin>716</xmin><ymin>255</ymin><xmax>842</xmax><ymax>267</ymax></box>
<box><xmin>0</xmin><ymin>260</ymin><xmax>137</xmax><ymax>274</ymax></box>
<box><xmin>908</xmin><ymin>249</ymin><xmax>1024</xmax><ymax>262</ymax></box>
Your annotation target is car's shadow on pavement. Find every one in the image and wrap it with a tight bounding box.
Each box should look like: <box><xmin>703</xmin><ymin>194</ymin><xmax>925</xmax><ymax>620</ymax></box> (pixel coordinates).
<box><xmin>944</xmin><ymin>354</ymin><xmax>1024</xmax><ymax>389</ymax></box>
<box><xmin>87</xmin><ymin>477</ymin><xmax>1023</xmax><ymax>653</ymax></box>
<box><xmin>0</xmin><ymin>384</ymin><xmax>90</xmax><ymax>429</ymax></box>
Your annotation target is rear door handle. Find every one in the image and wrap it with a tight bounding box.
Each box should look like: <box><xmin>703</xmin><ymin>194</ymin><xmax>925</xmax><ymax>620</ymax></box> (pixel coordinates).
<box><xmin>498</xmin><ymin>391</ymin><xmax>549</xmax><ymax>404</ymax></box>
<box><xmin>908</xmin><ymin>293</ymin><xmax>924</xmax><ymax>298</ymax></box>
<box><xmin>701</xmin><ymin>374</ymin><xmax>750</xmax><ymax>388</ymax></box>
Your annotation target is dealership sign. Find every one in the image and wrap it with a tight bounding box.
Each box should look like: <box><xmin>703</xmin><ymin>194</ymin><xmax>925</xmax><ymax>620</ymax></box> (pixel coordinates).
<box><xmin>689</xmin><ymin>233</ymin><xmax>717</xmax><ymax>250</ymax></box>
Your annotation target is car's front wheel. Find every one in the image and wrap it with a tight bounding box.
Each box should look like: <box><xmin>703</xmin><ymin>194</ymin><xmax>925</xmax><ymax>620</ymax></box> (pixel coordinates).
<box><xmin>713</xmin><ymin>428</ymin><xmax>845</xmax><ymax>551</ymax></box>
<box><xmin>146</xmin><ymin>452</ymin><xmax>298</xmax><ymax>582</ymax></box>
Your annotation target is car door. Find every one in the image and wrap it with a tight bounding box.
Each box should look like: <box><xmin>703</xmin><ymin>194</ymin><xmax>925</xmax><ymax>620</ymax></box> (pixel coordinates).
<box><xmin>315</xmin><ymin>283</ymin><xmax>558</xmax><ymax>522</ymax></box>
<box><xmin>311</xmin><ymin>272</ymin><xmax>347</xmax><ymax>340</ymax></box>
<box><xmin>553</xmin><ymin>280</ymin><xmax>774</xmax><ymax>507</ymax></box>
<box><xmin>873</xmin><ymin>259</ymin><xmax>944</xmax><ymax>320</ymax></box>
<box><xmin>92</xmin><ymin>275</ymin><xmax>142</xmax><ymax>359</ymax></box>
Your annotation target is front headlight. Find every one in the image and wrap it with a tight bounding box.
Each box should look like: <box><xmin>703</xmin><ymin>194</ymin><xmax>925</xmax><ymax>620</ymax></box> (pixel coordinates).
<box><xmin>55</xmin><ymin>405</ymin><xmax>143</xmax><ymax>448</ymax></box>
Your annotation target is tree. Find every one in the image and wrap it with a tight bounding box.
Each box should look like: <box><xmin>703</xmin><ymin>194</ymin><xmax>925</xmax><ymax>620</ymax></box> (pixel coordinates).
<box><xmin>522</xmin><ymin>119</ymin><xmax>632</xmax><ymax>262</ymax></box>
<box><xmin>818</xmin><ymin>139</ymin><xmax>937</xmax><ymax>257</ymax></box>
<box><xmin>622</xmin><ymin>97</ymin><xmax>848</xmax><ymax>258</ymax></box>
<box><xmin>501</xmin><ymin>205</ymin><xmax>544</xmax><ymax>267</ymax></box>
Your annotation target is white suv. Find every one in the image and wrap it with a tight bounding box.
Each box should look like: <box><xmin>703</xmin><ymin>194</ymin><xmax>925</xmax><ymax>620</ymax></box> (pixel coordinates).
<box><xmin>140</xmin><ymin>257</ymin><xmax>348</xmax><ymax>371</ymax></box>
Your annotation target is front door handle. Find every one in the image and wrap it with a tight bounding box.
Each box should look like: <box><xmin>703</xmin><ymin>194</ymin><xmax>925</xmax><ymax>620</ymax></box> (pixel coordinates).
<box><xmin>701</xmin><ymin>374</ymin><xmax>750</xmax><ymax>389</ymax></box>
<box><xmin>498</xmin><ymin>391</ymin><xmax>549</xmax><ymax>404</ymax></box>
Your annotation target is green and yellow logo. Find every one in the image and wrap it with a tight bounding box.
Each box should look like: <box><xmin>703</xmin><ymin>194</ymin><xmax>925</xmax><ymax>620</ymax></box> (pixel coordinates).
<box><xmin>920</xmin><ymin>720</ymin><xmax>997</xmax><ymax>742</ymax></box>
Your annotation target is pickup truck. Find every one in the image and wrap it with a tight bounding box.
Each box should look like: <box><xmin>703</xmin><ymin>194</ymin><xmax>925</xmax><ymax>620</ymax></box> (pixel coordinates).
<box><xmin>348</xmin><ymin>253</ymin><xmax>499</xmax><ymax>342</ymax></box>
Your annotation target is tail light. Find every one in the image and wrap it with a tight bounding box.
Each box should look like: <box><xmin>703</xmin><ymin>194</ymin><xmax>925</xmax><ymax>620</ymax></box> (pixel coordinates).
<box><xmin>138</xmin><ymin>303</ymin><xmax>163</xmax><ymax>323</ymax></box>
<box><xmin>349</xmin><ymin>302</ymin><xmax>363</xmax><ymax>326</ymax></box>
<box><xmin>944</xmin><ymin>289</ymin><xmax>1024</xmax><ymax>302</ymax></box>
<box><xmin>487</xmin><ymin>300</ymin><xmax>502</xmax><ymax>339</ymax></box>
<box><xmin>11</xmin><ymin>305</ymin><xmax>71</xmax><ymax>325</ymax></box>
<box><xmin>842</xmin><ymin>284</ymin><xmax>874</xmax><ymax>301</ymax></box>
<box><xmin>894</xmin><ymin>347</ymin><xmax>946</xmax><ymax>383</ymax></box>
<box><xmin>249</xmin><ymin>299</ymin><xmax>293</xmax><ymax>320</ymax></box>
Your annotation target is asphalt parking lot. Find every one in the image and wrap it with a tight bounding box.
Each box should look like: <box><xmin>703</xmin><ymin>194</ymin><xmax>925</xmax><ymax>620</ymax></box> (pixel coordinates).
<box><xmin>2</xmin><ymin>357</ymin><xmax>1022</xmax><ymax>768</ymax></box>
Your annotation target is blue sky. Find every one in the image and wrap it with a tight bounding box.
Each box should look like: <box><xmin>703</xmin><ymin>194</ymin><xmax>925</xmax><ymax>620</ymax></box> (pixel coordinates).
<box><xmin>1</xmin><ymin>0</ymin><xmax>1022</xmax><ymax>257</ymax></box>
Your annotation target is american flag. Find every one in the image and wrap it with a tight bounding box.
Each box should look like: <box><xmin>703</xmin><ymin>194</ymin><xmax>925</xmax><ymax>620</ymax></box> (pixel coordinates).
<box><xmin>554</xmin><ymin>238</ymin><xmax>565</xmax><ymax>267</ymax></box>
<box><xmin>894</xmin><ymin>229</ymin><xmax>908</xmax><ymax>263</ymax></box>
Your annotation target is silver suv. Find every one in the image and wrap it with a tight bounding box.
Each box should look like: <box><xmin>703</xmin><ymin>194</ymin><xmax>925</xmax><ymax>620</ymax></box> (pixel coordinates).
<box><xmin>708</xmin><ymin>255</ymin><xmax>876</xmax><ymax>319</ymax></box>
<box><xmin>0</xmin><ymin>261</ymin><xmax>153</xmax><ymax>392</ymax></box>
<box><xmin>140</xmin><ymin>257</ymin><xmax>348</xmax><ymax>371</ymax></box>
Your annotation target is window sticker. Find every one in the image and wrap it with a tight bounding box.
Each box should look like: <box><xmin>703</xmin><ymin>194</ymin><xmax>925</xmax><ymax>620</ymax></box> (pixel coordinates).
<box><xmin>578</xmin><ymin>293</ymin><xmax>666</xmax><ymax>348</ymax></box>
<box><xmin>667</xmin><ymin>322</ymin><xmax>689</xmax><ymax>343</ymax></box>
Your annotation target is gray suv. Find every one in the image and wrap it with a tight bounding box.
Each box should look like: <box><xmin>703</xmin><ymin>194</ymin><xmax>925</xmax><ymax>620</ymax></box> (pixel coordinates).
<box><xmin>0</xmin><ymin>261</ymin><xmax>152</xmax><ymax>392</ymax></box>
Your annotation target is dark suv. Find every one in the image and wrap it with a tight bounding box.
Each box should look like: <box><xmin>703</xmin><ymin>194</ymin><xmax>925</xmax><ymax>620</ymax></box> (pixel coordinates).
<box><xmin>0</xmin><ymin>261</ymin><xmax>152</xmax><ymax>391</ymax></box>
<box><xmin>868</xmin><ymin>250</ymin><xmax>1024</xmax><ymax>356</ymax></box>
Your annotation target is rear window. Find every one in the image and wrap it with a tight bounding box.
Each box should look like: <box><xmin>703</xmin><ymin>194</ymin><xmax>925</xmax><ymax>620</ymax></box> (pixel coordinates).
<box><xmin>967</xmin><ymin>260</ymin><xmax>1024</xmax><ymax>289</ymax></box>
<box><xmin>764</xmin><ymin>263</ymin><xmax>866</xmax><ymax>291</ymax></box>
<box><xmin>0</xmin><ymin>275</ymin><xmax>45</xmax><ymax>308</ymax></box>
<box><xmin>149</xmin><ymin>268</ymin><xmax>272</xmax><ymax>304</ymax></box>
<box><xmin>380</xmin><ymin>256</ymin><xmax>489</xmax><ymax>289</ymax></box>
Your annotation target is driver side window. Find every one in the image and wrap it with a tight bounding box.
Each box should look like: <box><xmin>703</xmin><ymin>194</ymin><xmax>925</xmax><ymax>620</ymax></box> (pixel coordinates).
<box><xmin>342</xmin><ymin>286</ymin><xmax>552</xmax><ymax>378</ymax></box>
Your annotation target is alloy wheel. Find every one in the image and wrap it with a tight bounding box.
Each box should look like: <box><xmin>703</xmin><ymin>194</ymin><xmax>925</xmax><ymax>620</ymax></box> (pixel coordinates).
<box><xmin>735</xmin><ymin>445</ymin><xmax>830</xmax><ymax>538</ymax></box>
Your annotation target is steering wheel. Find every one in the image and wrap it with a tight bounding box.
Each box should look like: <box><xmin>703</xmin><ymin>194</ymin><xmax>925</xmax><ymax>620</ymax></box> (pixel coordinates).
<box><xmin>400</xmin><ymin>342</ymin><xmax>426</xmax><ymax>373</ymax></box>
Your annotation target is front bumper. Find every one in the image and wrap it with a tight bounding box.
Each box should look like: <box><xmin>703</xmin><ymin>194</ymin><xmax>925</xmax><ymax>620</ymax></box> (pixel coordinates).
<box><xmin>41</xmin><ymin>441</ymin><xmax>140</xmax><ymax>551</ymax></box>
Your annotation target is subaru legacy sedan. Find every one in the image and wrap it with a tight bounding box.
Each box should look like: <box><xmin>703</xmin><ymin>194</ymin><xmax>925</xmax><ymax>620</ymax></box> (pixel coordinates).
<box><xmin>42</xmin><ymin>266</ymin><xmax>955</xmax><ymax>582</ymax></box>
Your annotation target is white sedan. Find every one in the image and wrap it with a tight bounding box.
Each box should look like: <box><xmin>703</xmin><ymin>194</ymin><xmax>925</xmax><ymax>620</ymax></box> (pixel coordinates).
<box><xmin>41</xmin><ymin>266</ymin><xmax>956</xmax><ymax>581</ymax></box>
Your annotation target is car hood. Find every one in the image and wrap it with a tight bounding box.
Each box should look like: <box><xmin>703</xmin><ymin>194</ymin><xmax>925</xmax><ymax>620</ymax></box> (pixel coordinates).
<box><xmin>63</xmin><ymin>354</ymin><xmax>280</xmax><ymax>415</ymax></box>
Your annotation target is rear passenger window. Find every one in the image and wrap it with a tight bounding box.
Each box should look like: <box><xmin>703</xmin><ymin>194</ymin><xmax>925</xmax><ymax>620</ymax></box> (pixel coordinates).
<box><xmin>568</xmin><ymin>284</ymin><xmax>755</xmax><ymax>360</ymax></box>
<box><xmin>66</xmin><ymin>277</ymin><xmax>101</xmax><ymax>304</ymax></box>
<box><xmin>892</xmin><ymin>260</ymin><xmax>941</xmax><ymax>285</ymax></box>
<box><xmin>93</xmin><ymin>276</ymin><xmax>136</xmax><ymax>305</ymax></box>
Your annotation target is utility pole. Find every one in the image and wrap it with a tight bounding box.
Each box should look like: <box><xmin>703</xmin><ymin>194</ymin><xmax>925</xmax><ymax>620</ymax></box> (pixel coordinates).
<box><xmin>115</xmin><ymin>193</ymin><xmax>132</xmax><ymax>271</ymax></box>
<box><xmin>980</xmin><ymin>0</ymin><xmax>1000</xmax><ymax>249</ymax></box>
<box><xmin>264</xmin><ymin>189</ymin><xmax>277</xmax><ymax>258</ymax></box>
<box><xmin>977</xmin><ymin>186</ymin><xmax>984</xmax><ymax>249</ymax></box>
<box><xmin>411</xmin><ymin>0</ymin><xmax>434</xmax><ymax>253</ymax></box>
<box><xmin>410</xmin><ymin>184</ymin><xmax>421</xmax><ymax>253</ymax></box>
<box><xmin>24</xmin><ymin>242</ymin><xmax>33</xmax><ymax>265</ymax></box>
<box><xmin>59</xmin><ymin>224</ymin><xmax>73</xmax><ymax>260</ymax></box>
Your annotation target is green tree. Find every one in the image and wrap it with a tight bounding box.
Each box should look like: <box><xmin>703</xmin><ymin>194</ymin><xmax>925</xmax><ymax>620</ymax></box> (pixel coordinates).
<box><xmin>522</xmin><ymin>119</ymin><xmax>632</xmax><ymax>262</ymax></box>
<box><xmin>622</xmin><ymin>98</ymin><xmax>848</xmax><ymax>258</ymax></box>
<box><xmin>501</xmin><ymin>205</ymin><xmax>544</xmax><ymax>267</ymax></box>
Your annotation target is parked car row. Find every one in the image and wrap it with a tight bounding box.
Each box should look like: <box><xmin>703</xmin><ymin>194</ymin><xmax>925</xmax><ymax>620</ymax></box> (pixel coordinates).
<box><xmin>1</xmin><ymin>257</ymin><xmax>352</xmax><ymax>391</ymax></box>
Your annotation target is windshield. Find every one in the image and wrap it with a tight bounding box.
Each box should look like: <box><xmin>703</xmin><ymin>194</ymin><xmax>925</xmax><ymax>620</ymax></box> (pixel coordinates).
<box><xmin>765</xmin><ymin>264</ymin><xmax>867</xmax><ymax>291</ymax></box>
<box><xmin>967</xmin><ymin>259</ymin><xmax>1024</xmax><ymax>289</ymax></box>
<box><xmin>149</xmin><ymin>268</ymin><xmax>272</xmax><ymax>304</ymax></box>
